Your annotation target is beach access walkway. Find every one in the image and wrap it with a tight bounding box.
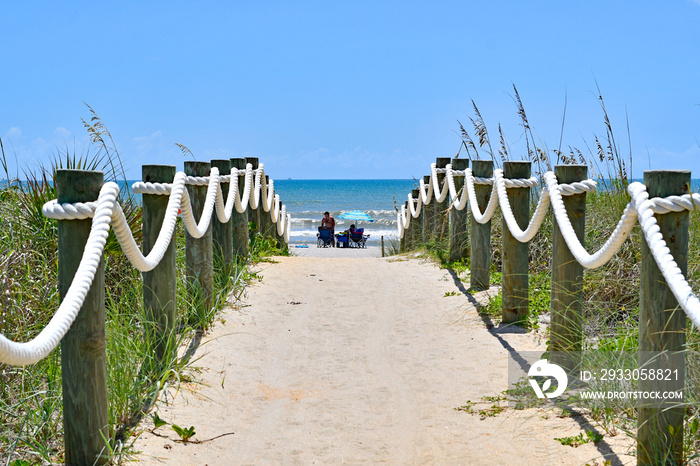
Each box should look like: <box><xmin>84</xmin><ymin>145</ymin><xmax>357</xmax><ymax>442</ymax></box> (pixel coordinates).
<box><xmin>133</xmin><ymin>254</ymin><xmax>634</xmax><ymax>465</ymax></box>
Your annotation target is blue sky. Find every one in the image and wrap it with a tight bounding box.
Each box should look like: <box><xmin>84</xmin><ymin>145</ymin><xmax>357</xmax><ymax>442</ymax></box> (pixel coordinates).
<box><xmin>2</xmin><ymin>1</ymin><xmax>700</xmax><ymax>180</ymax></box>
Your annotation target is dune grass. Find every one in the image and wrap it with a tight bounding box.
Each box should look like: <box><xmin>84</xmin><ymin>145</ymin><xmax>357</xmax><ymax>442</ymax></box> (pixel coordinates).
<box><xmin>401</xmin><ymin>92</ymin><xmax>700</xmax><ymax>461</ymax></box>
<box><xmin>0</xmin><ymin>115</ymin><xmax>287</xmax><ymax>464</ymax></box>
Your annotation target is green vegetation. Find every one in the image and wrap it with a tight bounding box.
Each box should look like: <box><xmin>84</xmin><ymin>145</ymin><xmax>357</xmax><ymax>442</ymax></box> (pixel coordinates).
<box><xmin>400</xmin><ymin>89</ymin><xmax>699</xmax><ymax>460</ymax></box>
<box><xmin>555</xmin><ymin>430</ymin><xmax>604</xmax><ymax>448</ymax></box>
<box><xmin>170</xmin><ymin>424</ymin><xmax>196</xmax><ymax>443</ymax></box>
<box><xmin>0</xmin><ymin>111</ymin><xmax>284</xmax><ymax>464</ymax></box>
<box><xmin>453</xmin><ymin>395</ymin><xmax>507</xmax><ymax>419</ymax></box>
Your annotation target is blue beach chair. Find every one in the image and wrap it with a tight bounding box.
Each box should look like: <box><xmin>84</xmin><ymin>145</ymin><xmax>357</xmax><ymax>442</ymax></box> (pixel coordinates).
<box><xmin>317</xmin><ymin>227</ymin><xmax>334</xmax><ymax>248</ymax></box>
<box><xmin>349</xmin><ymin>228</ymin><xmax>368</xmax><ymax>248</ymax></box>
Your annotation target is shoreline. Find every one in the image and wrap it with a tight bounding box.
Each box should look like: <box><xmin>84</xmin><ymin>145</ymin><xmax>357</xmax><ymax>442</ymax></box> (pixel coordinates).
<box><xmin>287</xmin><ymin>242</ymin><xmax>385</xmax><ymax>258</ymax></box>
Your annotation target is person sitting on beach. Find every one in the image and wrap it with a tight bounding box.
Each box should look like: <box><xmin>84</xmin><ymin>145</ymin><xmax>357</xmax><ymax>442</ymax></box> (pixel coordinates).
<box><xmin>344</xmin><ymin>224</ymin><xmax>357</xmax><ymax>235</ymax></box>
<box><xmin>321</xmin><ymin>211</ymin><xmax>336</xmax><ymax>247</ymax></box>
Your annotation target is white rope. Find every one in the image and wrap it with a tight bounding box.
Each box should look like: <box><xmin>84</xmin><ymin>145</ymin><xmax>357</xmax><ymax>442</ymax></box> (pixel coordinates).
<box><xmin>1</xmin><ymin>182</ymin><xmax>118</xmax><ymax>366</ymax></box>
<box><xmin>494</xmin><ymin>169</ymin><xmax>549</xmax><ymax>243</ymax></box>
<box><xmin>418</xmin><ymin>173</ymin><xmax>434</xmax><ymax>205</ymax></box>
<box><xmin>544</xmin><ymin>171</ymin><xmax>637</xmax><ymax>269</ymax></box>
<box><xmin>648</xmin><ymin>193</ymin><xmax>700</xmax><ymax>214</ymax></box>
<box><xmin>397</xmin><ymin>194</ymin><xmax>423</xmax><ymax>238</ymax></box>
<box><xmin>213</xmin><ymin>169</ymin><xmax>240</xmax><ymax>224</ymax></box>
<box><xmin>397</xmin><ymin>205</ymin><xmax>410</xmax><ymax>237</ymax></box>
<box><xmin>0</xmin><ymin>164</ymin><xmax>292</xmax><ymax>366</ymax></box>
<box><xmin>404</xmin><ymin>162</ymin><xmax>700</xmax><ymax>328</ymax></box>
<box><xmin>408</xmin><ymin>194</ymin><xmax>422</xmax><ymax>218</ymax></box>
<box><xmin>179</xmin><ymin>168</ymin><xmax>221</xmax><ymax>238</ymax></box>
<box><xmin>445</xmin><ymin>165</ymin><xmax>470</xmax><ymax>212</ymax></box>
<box><xmin>465</xmin><ymin>168</ymin><xmax>499</xmax><ymax>224</ymax></box>
<box><xmin>474</xmin><ymin>177</ymin><xmax>494</xmax><ymax>185</ymax></box>
<box><xmin>249</xmin><ymin>165</ymin><xmax>263</xmax><ymax>210</ymax></box>
<box><xmin>258</xmin><ymin>164</ymin><xmax>276</xmax><ymax>214</ymax></box>
<box><xmin>558</xmin><ymin>179</ymin><xmax>597</xmax><ymax>196</ymax></box>
<box><xmin>629</xmin><ymin>182</ymin><xmax>700</xmax><ymax>328</ymax></box>
<box><xmin>42</xmin><ymin>201</ymin><xmax>97</xmax><ymax>220</ymax></box>
<box><xmin>430</xmin><ymin>164</ymin><xmax>450</xmax><ymax>203</ymax></box>
<box><xmin>131</xmin><ymin>181</ymin><xmax>173</xmax><ymax>195</ymax></box>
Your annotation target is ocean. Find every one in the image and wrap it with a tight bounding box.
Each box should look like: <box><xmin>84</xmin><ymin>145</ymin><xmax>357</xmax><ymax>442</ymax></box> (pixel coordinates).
<box><xmin>273</xmin><ymin>179</ymin><xmax>415</xmax><ymax>244</ymax></box>
<box><xmin>0</xmin><ymin>178</ymin><xmax>416</xmax><ymax>244</ymax></box>
<box><xmin>6</xmin><ymin>176</ymin><xmax>700</xmax><ymax>245</ymax></box>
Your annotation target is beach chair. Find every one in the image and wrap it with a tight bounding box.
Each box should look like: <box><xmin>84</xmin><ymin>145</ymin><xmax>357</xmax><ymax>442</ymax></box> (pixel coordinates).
<box><xmin>317</xmin><ymin>227</ymin><xmax>334</xmax><ymax>248</ymax></box>
<box><xmin>348</xmin><ymin>228</ymin><xmax>368</xmax><ymax>248</ymax></box>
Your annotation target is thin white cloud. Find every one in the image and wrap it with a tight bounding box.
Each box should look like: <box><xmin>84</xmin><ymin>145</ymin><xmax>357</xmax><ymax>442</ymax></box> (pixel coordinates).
<box><xmin>4</xmin><ymin>127</ymin><xmax>22</xmax><ymax>139</ymax></box>
<box><xmin>134</xmin><ymin>131</ymin><xmax>163</xmax><ymax>151</ymax></box>
<box><xmin>645</xmin><ymin>144</ymin><xmax>700</xmax><ymax>171</ymax></box>
<box><xmin>54</xmin><ymin>127</ymin><xmax>71</xmax><ymax>138</ymax></box>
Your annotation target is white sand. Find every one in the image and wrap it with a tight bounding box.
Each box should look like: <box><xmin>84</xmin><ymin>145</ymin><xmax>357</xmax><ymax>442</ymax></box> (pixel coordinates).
<box><xmin>288</xmin><ymin>242</ymin><xmax>384</xmax><ymax>258</ymax></box>
<box><xmin>132</xmin><ymin>256</ymin><xmax>634</xmax><ymax>465</ymax></box>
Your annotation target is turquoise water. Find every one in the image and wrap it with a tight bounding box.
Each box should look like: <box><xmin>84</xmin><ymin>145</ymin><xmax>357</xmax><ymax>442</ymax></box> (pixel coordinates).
<box><xmin>273</xmin><ymin>179</ymin><xmax>415</xmax><ymax>244</ymax></box>
<box><xmin>0</xmin><ymin>178</ymin><xmax>416</xmax><ymax>243</ymax></box>
<box><xmin>7</xmin><ymin>176</ymin><xmax>700</xmax><ymax>245</ymax></box>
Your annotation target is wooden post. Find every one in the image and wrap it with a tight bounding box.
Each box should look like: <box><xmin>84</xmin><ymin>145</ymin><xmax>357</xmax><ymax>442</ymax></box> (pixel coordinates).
<box><xmin>260</xmin><ymin>175</ymin><xmax>273</xmax><ymax>238</ymax></box>
<box><xmin>422</xmin><ymin>175</ymin><xmax>432</xmax><ymax>245</ymax></box>
<box><xmin>230</xmin><ymin>158</ymin><xmax>249</xmax><ymax>257</ymax></box>
<box><xmin>400</xmin><ymin>200</ymin><xmax>408</xmax><ymax>253</ymax></box>
<box><xmin>470</xmin><ymin>160</ymin><xmax>493</xmax><ymax>290</ymax></box>
<box><xmin>185</xmin><ymin>161</ymin><xmax>214</xmax><ymax>316</ymax></box>
<box><xmin>404</xmin><ymin>197</ymin><xmax>413</xmax><ymax>251</ymax></box>
<box><xmin>434</xmin><ymin>157</ymin><xmax>451</xmax><ymax>242</ymax></box>
<box><xmin>449</xmin><ymin>158</ymin><xmax>469</xmax><ymax>262</ymax></box>
<box><xmin>275</xmin><ymin>209</ymin><xmax>288</xmax><ymax>252</ymax></box>
<box><xmin>211</xmin><ymin>159</ymin><xmax>234</xmax><ymax>274</ymax></box>
<box><xmin>549</xmin><ymin>165</ymin><xmax>587</xmax><ymax>373</ymax></box>
<box><xmin>638</xmin><ymin>170</ymin><xmax>689</xmax><ymax>466</ymax></box>
<box><xmin>411</xmin><ymin>188</ymin><xmax>420</xmax><ymax>251</ymax></box>
<box><xmin>245</xmin><ymin>157</ymin><xmax>261</xmax><ymax>241</ymax></box>
<box><xmin>57</xmin><ymin>170</ymin><xmax>109</xmax><ymax>466</ymax></box>
<box><xmin>501</xmin><ymin>161</ymin><xmax>531</xmax><ymax>324</ymax></box>
<box><xmin>381</xmin><ymin>236</ymin><xmax>385</xmax><ymax>257</ymax></box>
<box><xmin>142</xmin><ymin>165</ymin><xmax>177</xmax><ymax>369</ymax></box>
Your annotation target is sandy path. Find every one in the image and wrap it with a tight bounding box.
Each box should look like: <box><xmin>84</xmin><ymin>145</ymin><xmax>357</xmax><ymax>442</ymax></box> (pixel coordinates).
<box><xmin>133</xmin><ymin>256</ymin><xmax>633</xmax><ymax>465</ymax></box>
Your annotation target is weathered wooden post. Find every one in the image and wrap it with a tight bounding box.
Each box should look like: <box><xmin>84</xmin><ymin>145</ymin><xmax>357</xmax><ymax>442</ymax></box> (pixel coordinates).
<box><xmin>404</xmin><ymin>197</ymin><xmax>413</xmax><ymax>251</ymax></box>
<box><xmin>470</xmin><ymin>160</ymin><xmax>493</xmax><ymax>290</ymax></box>
<box><xmin>245</xmin><ymin>157</ymin><xmax>261</xmax><ymax>242</ymax></box>
<box><xmin>400</xmin><ymin>200</ymin><xmax>408</xmax><ymax>253</ymax></box>
<box><xmin>275</xmin><ymin>212</ymin><xmax>289</xmax><ymax>251</ymax></box>
<box><xmin>501</xmin><ymin>161</ymin><xmax>531</xmax><ymax>324</ymax></box>
<box><xmin>411</xmin><ymin>188</ymin><xmax>420</xmax><ymax>251</ymax></box>
<box><xmin>434</xmin><ymin>157</ymin><xmax>451</xmax><ymax>242</ymax></box>
<box><xmin>263</xmin><ymin>175</ymin><xmax>284</xmax><ymax>251</ymax></box>
<box><xmin>260</xmin><ymin>175</ymin><xmax>273</xmax><ymax>238</ymax></box>
<box><xmin>57</xmin><ymin>170</ymin><xmax>109</xmax><ymax>465</ymax></box>
<box><xmin>211</xmin><ymin>159</ymin><xmax>234</xmax><ymax>274</ymax></box>
<box><xmin>422</xmin><ymin>175</ymin><xmax>433</xmax><ymax>245</ymax></box>
<box><xmin>275</xmin><ymin>210</ymin><xmax>288</xmax><ymax>252</ymax></box>
<box><xmin>230</xmin><ymin>158</ymin><xmax>249</xmax><ymax>257</ymax></box>
<box><xmin>185</xmin><ymin>161</ymin><xmax>214</xmax><ymax>316</ymax></box>
<box><xmin>142</xmin><ymin>165</ymin><xmax>177</xmax><ymax>368</ymax></box>
<box><xmin>381</xmin><ymin>236</ymin><xmax>385</xmax><ymax>257</ymax></box>
<box><xmin>449</xmin><ymin>158</ymin><xmax>469</xmax><ymax>262</ymax></box>
<box><xmin>638</xmin><ymin>170</ymin><xmax>689</xmax><ymax>466</ymax></box>
<box><xmin>549</xmin><ymin>165</ymin><xmax>587</xmax><ymax>373</ymax></box>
